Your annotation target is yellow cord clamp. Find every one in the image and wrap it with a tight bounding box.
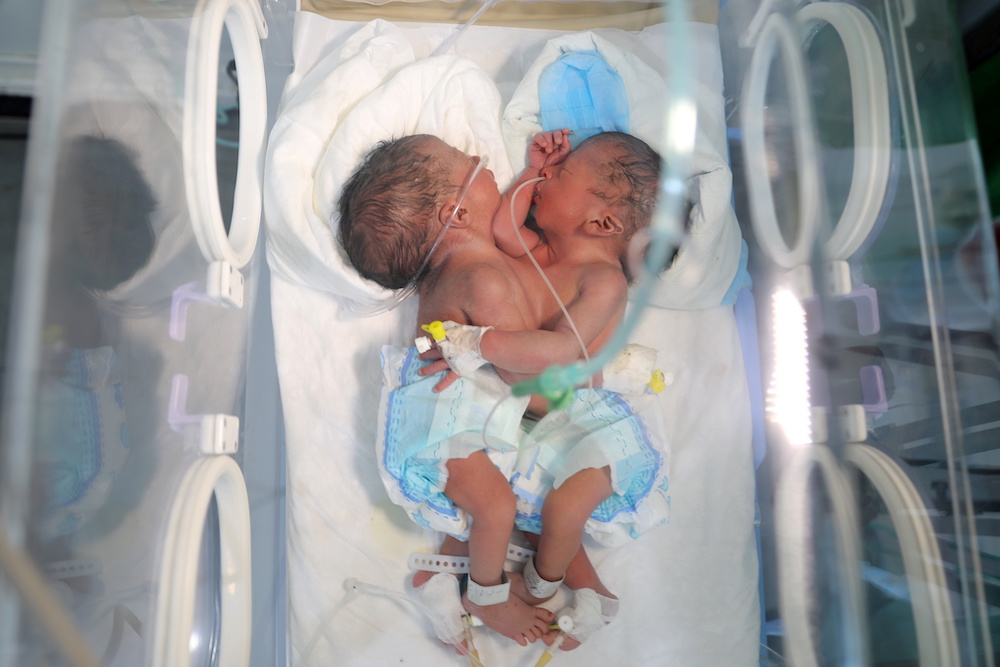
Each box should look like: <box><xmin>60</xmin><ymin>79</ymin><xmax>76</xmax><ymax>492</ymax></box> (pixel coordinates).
<box><xmin>648</xmin><ymin>369</ymin><xmax>666</xmax><ymax>394</ymax></box>
<box><xmin>421</xmin><ymin>321</ymin><xmax>447</xmax><ymax>341</ymax></box>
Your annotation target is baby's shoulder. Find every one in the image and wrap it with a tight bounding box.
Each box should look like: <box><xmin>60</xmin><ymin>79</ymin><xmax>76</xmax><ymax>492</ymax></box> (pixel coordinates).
<box><xmin>576</xmin><ymin>260</ymin><xmax>628</xmax><ymax>287</ymax></box>
<box><xmin>455</xmin><ymin>261</ymin><xmax>518</xmax><ymax>302</ymax></box>
<box><xmin>428</xmin><ymin>259</ymin><xmax>511</xmax><ymax>304</ymax></box>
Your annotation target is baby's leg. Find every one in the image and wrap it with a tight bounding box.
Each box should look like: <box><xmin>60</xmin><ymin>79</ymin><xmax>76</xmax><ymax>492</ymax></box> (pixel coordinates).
<box><xmin>534</xmin><ymin>466</ymin><xmax>613</xmax><ymax>589</ymax></box>
<box><xmin>445</xmin><ymin>452</ymin><xmax>553</xmax><ymax>645</ymax></box>
<box><xmin>516</xmin><ymin>534</ymin><xmax>614</xmax><ymax>601</ymax></box>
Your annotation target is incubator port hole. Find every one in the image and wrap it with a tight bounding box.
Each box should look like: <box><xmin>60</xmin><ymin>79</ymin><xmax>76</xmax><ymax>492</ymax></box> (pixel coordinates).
<box><xmin>190</xmin><ymin>494</ymin><xmax>222</xmax><ymax>666</ymax></box>
<box><xmin>216</xmin><ymin>51</ymin><xmax>239</xmax><ymax>235</ymax></box>
<box><xmin>762</xmin><ymin>60</ymin><xmax>803</xmax><ymax>252</ymax></box>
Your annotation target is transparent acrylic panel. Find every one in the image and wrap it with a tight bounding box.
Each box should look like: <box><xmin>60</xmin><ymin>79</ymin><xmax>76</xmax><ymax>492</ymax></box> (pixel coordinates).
<box><xmin>0</xmin><ymin>0</ymin><xmax>283</xmax><ymax>665</ymax></box>
<box><xmin>722</xmin><ymin>0</ymin><xmax>999</xmax><ymax>664</ymax></box>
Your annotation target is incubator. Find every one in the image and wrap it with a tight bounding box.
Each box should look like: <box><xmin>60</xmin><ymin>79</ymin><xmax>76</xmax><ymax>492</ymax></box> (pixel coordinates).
<box><xmin>0</xmin><ymin>0</ymin><xmax>997</xmax><ymax>665</ymax></box>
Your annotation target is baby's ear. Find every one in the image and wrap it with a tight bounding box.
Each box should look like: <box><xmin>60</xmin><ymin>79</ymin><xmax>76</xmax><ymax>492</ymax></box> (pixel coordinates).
<box><xmin>593</xmin><ymin>213</ymin><xmax>624</xmax><ymax>236</ymax></box>
<box><xmin>438</xmin><ymin>203</ymin><xmax>457</xmax><ymax>227</ymax></box>
<box><xmin>439</xmin><ymin>202</ymin><xmax>472</xmax><ymax>229</ymax></box>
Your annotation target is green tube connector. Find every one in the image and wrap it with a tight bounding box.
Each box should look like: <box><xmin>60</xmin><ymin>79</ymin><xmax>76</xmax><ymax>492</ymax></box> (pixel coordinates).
<box><xmin>511</xmin><ymin>363</ymin><xmax>586</xmax><ymax>410</ymax></box>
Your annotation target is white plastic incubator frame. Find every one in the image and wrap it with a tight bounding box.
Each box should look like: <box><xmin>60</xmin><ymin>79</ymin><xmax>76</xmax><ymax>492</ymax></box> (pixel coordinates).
<box><xmin>742</xmin><ymin>1</ymin><xmax>891</xmax><ymax>269</ymax></box>
<box><xmin>743</xmin><ymin>3</ymin><xmax>958</xmax><ymax>666</ymax></box>
<box><xmin>155</xmin><ymin>0</ymin><xmax>265</xmax><ymax>664</ymax></box>
<box><xmin>184</xmin><ymin>0</ymin><xmax>268</xmax><ymax>269</ymax></box>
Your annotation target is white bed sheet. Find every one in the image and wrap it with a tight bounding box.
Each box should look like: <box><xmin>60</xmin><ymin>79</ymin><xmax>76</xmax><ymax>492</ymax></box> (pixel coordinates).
<box><xmin>265</xmin><ymin>11</ymin><xmax>759</xmax><ymax>666</ymax></box>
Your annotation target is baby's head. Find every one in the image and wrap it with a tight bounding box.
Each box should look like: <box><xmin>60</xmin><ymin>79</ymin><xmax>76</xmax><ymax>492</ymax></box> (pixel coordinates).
<box><xmin>339</xmin><ymin>134</ymin><xmax>455</xmax><ymax>289</ymax></box>
<box><xmin>576</xmin><ymin>131</ymin><xmax>661</xmax><ymax>242</ymax></box>
<box><xmin>534</xmin><ymin>131</ymin><xmax>662</xmax><ymax>280</ymax></box>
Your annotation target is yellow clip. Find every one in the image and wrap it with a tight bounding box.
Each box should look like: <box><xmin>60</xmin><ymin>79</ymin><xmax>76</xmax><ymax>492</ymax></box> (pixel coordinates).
<box><xmin>421</xmin><ymin>321</ymin><xmax>447</xmax><ymax>341</ymax></box>
<box><xmin>533</xmin><ymin>632</ymin><xmax>566</xmax><ymax>667</ymax></box>
<box><xmin>464</xmin><ymin>614</ymin><xmax>480</xmax><ymax>665</ymax></box>
<box><xmin>648</xmin><ymin>369</ymin><xmax>666</xmax><ymax>394</ymax></box>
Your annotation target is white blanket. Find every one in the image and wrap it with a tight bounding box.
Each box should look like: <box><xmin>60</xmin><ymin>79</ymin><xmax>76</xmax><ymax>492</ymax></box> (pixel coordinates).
<box><xmin>264</xmin><ymin>12</ymin><xmax>759</xmax><ymax>666</ymax></box>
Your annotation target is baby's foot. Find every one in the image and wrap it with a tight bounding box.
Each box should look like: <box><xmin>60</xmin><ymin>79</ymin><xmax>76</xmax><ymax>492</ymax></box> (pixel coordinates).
<box><xmin>462</xmin><ymin>577</ymin><xmax>553</xmax><ymax>646</ymax></box>
<box><xmin>542</xmin><ymin>588</ymin><xmax>619</xmax><ymax>652</ymax></box>
<box><xmin>411</xmin><ymin>568</ymin><xmax>438</xmax><ymax>589</ymax></box>
<box><xmin>408</xmin><ymin>571</ymin><xmax>469</xmax><ymax>654</ymax></box>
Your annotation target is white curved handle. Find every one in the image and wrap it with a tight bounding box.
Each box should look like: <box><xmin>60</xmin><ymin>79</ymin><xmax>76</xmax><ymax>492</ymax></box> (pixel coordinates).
<box><xmin>184</xmin><ymin>0</ymin><xmax>268</xmax><ymax>269</ymax></box>
<box><xmin>154</xmin><ymin>455</ymin><xmax>252</xmax><ymax>667</ymax></box>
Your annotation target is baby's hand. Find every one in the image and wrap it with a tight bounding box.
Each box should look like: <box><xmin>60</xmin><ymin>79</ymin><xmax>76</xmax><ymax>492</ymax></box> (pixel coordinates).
<box><xmin>417</xmin><ymin>358</ymin><xmax>461</xmax><ymax>392</ymax></box>
<box><xmin>529</xmin><ymin>129</ymin><xmax>571</xmax><ymax>171</ymax></box>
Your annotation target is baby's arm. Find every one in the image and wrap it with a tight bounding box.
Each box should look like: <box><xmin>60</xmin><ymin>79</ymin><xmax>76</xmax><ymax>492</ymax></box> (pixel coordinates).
<box><xmin>417</xmin><ymin>264</ymin><xmax>537</xmax><ymax>390</ymax></box>
<box><xmin>478</xmin><ymin>266</ymin><xmax>627</xmax><ymax>375</ymax></box>
<box><xmin>492</xmin><ymin>130</ymin><xmax>570</xmax><ymax>258</ymax></box>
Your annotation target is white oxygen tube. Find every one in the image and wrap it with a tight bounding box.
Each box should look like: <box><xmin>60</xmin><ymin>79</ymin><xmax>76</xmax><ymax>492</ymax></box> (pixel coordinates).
<box><xmin>474</xmin><ymin>176</ymin><xmax>594</xmax><ymax>453</ymax></box>
<box><xmin>432</xmin><ymin>0</ymin><xmax>500</xmax><ymax>56</ymax></box>
<box><xmin>509</xmin><ymin>1</ymin><xmax>694</xmax><ymax>401</ymax></box>
<box><xmin>508</xmin><ymin>177</ymin><xmax>592</xmax><ymax>368</ymax></box>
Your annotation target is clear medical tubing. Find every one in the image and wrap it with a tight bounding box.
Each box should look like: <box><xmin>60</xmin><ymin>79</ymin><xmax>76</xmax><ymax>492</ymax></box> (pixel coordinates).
<box><xmin>432</xmin><ymin>0</ymin><xmax>500</xmax><ymax>57</ymax></box>
<box><xmin>511</xmin><ymin>0</ymin><xmax>694</xmax><ymax>405</ymax></box>
<box><xmin>300</xmin><ymin>578</ymin><xmax>485</xmax><ymax>667</ymax></box>
<box><xmin>509</xmin><ymin>177</ymin><xmax>592</xmax><ymax>367</ymax></box>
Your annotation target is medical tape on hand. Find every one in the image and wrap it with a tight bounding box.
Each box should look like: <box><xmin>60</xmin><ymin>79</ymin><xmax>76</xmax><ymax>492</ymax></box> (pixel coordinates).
<box><xmin>437</xmin><ymin>321</ymin><xmax>493</xmax><ymax>376</ymax></box>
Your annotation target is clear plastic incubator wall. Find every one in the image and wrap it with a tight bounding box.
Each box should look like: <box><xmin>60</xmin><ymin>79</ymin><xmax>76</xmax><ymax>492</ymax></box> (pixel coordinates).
<box><xmin>0</xmin><ymin>0</ymin><xmax>998</xmax><ymax>665</ymax></box>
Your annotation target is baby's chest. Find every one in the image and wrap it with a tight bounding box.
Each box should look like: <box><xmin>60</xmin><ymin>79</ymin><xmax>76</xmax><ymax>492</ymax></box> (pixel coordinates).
<box><xmin>521</xmin><ymin>265</ymin><xmax>583</xmax><ymax>326</ymax></box>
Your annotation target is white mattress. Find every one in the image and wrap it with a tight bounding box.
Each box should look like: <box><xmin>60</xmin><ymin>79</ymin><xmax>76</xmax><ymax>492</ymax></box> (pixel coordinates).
<box><xmin>264</xmin><ymin>10</ymin><xmax>759</xmax><ymax>665</ymax></box>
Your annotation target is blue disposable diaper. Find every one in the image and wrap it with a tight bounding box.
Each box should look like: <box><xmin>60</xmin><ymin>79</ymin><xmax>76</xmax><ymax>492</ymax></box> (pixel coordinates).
<box><xmin>36</xmin><ymin>346</ymin><xmax>131</xmax><ymax>538</ymax></box>
<box><xmin>539</xmin><ymin>50</ymin><xmax>629</xmax><ymax>144</ymax></box>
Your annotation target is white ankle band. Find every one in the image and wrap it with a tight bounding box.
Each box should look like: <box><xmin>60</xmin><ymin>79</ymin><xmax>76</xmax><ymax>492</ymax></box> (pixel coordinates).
<box><xmin>524</xmin><ymin>557</ymin><xmax>563</xmax><ymax>600</ymax></box>
<box><xmin>466</xmin><ymin>572</ymin><xmax>510</xmax><ymax>606</ymax></box>
<box><xmin>408</xmin><ymin>553</ymin><xmax>470</xmax><ymax>575</ymax></box>
<box><xmin>408</xmin><ymin>544</ymin><xmax>535</xmax><ymax>574</ymax></box>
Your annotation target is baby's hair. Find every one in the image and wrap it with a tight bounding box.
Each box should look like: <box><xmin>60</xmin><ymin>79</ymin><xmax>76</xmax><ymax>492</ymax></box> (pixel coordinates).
<box><xmin>579</xmin><ymin>132</ymin><xmax>694</xmax><ymax>282</ymax></box>
<box><xmin>338</xmin><ymin>134</ymin><xmax>452</xmax><ymax>289</ymax></box>
<box><xmin>579</xmin><ymin>131</ymin><xmax>661</xmax><ymax>240</ymax></box>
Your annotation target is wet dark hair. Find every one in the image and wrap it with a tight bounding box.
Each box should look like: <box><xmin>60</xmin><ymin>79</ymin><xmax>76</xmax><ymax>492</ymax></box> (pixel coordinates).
<box><xmin>577</xmin><ymin>132</ymin><xmax>686</xmax><ymax>281</ymax></box>
<box><xmin>337</xmin><ymin>135</ymin><xmax>453</xmax><ymax>289</ymax></box>
<box><xmin>578</xmin><ymin>131</ymin><xmax>661</xmax><ymax>241</ymax></box>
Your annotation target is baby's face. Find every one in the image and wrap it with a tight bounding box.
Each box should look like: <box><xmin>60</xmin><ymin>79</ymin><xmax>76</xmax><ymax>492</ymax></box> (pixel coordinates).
<box><xmin>425</xmin><ymin>137</ymin><xmax>501</xmax><ymax>220</ymax></box>
<box><xmin>532</xmin><ymin>142</ymin><xmax>613</xmax><ymax>234</ymax></box>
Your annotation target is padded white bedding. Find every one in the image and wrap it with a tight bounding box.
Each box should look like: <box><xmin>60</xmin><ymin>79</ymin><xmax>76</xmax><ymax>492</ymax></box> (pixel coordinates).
<box><xmin>264</xmin><ymin>10</ymin><xmax>758</xmax><ymax>665</ymax></box>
